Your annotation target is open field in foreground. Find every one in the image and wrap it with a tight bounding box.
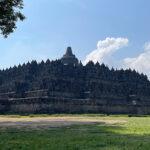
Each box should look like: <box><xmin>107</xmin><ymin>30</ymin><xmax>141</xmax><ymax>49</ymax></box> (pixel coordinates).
<box><xmin>0</xmin><ymin>114</ymin><xmax>150</xmax><ymax>150</ymax></box>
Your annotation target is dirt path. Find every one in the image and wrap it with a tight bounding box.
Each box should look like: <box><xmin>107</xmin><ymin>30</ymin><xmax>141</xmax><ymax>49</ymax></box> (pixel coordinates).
<box><xmin>0</xmin><ymin>116</ymin><xmax>127</xmax><ymax>129</ymax></box>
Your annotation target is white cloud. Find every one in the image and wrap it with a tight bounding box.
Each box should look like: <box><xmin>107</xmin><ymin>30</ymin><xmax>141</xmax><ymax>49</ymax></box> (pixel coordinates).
<box><xmin>123</xmin><ymin>42</ymin><xmax>150</xmax><ymax>78</ymax></box>
<box><xmin>84</xmin><ymin>37</ymin><xmax>129</xmax><ymax>65</ymax></box>
<box><xmin>83</xmin><ymin>37</ymin><xmax>150</xmax><ymax>79</ymax></box>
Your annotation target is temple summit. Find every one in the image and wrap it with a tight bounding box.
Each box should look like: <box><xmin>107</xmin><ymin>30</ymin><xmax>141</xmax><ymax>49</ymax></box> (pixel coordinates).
<box><xmin>61</xmin><ymin>47</ymin><xmax>79</xmax><ymax>66</ymax></box>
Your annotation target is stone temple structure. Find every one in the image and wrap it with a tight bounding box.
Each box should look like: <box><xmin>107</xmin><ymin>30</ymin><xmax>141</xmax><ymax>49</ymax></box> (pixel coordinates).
<box><xmin>61</xmin><ymin>47</ymin><xmax>79</xmax><ymax>66</ymax></box>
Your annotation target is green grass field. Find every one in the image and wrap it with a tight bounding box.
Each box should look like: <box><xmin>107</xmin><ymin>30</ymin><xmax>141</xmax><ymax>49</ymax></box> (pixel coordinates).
<box><xmin>0</xmin><ymin>114</ymin><xmax>150</xmax><ymax>150</ymax></box>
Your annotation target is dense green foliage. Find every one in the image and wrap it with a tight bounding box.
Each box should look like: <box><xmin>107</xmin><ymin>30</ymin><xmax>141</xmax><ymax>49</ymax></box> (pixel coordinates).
<box><xmin>0</xmin><ymin>115</ymin><xmax>150</xmax><ymax>150</ymax></box>
<box><xmin>0</xmin><ymin>0</ymin><xmax>25</xmax><ymax>37</ymax></box>
<box><xmin>0</xmin><ymin>59</ymin><xmax>149</xmax><ymax>101</ymax></box>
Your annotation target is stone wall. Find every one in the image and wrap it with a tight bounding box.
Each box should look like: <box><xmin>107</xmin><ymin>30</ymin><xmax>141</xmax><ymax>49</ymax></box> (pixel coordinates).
<box><xmin>0</xmin><ymin>97</ymin><xmax>150</xmax><ymax>114</ymax></box>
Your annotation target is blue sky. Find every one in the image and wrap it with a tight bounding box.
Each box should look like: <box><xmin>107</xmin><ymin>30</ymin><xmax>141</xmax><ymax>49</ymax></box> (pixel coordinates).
<box><xmin>0</xmin><ymin>0</ymin><xmax>150</xmax><ymax>77</ymax></box>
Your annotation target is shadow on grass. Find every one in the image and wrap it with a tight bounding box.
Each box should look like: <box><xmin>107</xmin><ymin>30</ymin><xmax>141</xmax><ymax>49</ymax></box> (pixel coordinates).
<box><xmin>0</xmin><ymin>120</ymin><xmax>150</xmax><ymax>150</ymax></box>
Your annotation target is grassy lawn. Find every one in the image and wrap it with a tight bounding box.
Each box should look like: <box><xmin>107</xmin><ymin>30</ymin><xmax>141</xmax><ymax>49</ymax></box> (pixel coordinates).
<box><xmin>0</xmin><ymin>115</ymin><xmax>150</xmax><ymax>150</ymax></box>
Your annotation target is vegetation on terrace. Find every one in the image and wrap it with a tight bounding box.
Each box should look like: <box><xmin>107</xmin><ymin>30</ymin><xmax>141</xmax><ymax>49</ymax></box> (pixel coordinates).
<box><xmin>0</xmin><ymin>59</ymin><xmax>149</xmax><ymax>101</ymax></box>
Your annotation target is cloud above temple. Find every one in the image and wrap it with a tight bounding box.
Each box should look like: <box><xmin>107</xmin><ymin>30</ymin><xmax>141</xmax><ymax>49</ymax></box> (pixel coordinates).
<box><xmin>84</xmin><ymin>37</ymin><xmax>150</xmax><ymax>79</ymax></box>
<box><xmin>123</xmin><ymin>42</ymin><xmax>150</xmax><ymax>78</ymax></box>
<box><xmin>84</xmin><ymin>37</ymin><xmax>129</xmax><ymax>65</ymax></box>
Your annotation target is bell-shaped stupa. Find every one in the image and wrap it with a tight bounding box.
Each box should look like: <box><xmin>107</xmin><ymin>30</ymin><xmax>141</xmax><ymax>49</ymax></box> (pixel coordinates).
<box><xmin>61</xmin><ymin>47</ymin><xmax>78</xmax><ymax>66</ymax></box>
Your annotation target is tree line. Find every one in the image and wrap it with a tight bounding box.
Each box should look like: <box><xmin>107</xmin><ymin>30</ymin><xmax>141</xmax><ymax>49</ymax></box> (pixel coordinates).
<box><xmin>0</xmin><ymin>59</ymin><xmax>149</xmax><ymax>101</ymax></box>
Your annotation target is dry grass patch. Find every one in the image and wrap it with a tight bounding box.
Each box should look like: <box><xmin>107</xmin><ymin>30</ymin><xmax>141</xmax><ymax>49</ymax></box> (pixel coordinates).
<box><xmin>0</xmin><ymin>115</ymin><xmax>127</xmax><ymax>130</ymax></box>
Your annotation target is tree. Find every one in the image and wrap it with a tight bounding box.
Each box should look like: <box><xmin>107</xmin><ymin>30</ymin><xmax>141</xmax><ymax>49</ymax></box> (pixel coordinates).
<box><xmin>15</xmin><ymin>81</ymin><xmax>29</xmax><ymax>98</ymax></box>
<box><xmin>0</xmin><ymin>0</ymin><xmax>25</xmax><ymax>37</ymax></box>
